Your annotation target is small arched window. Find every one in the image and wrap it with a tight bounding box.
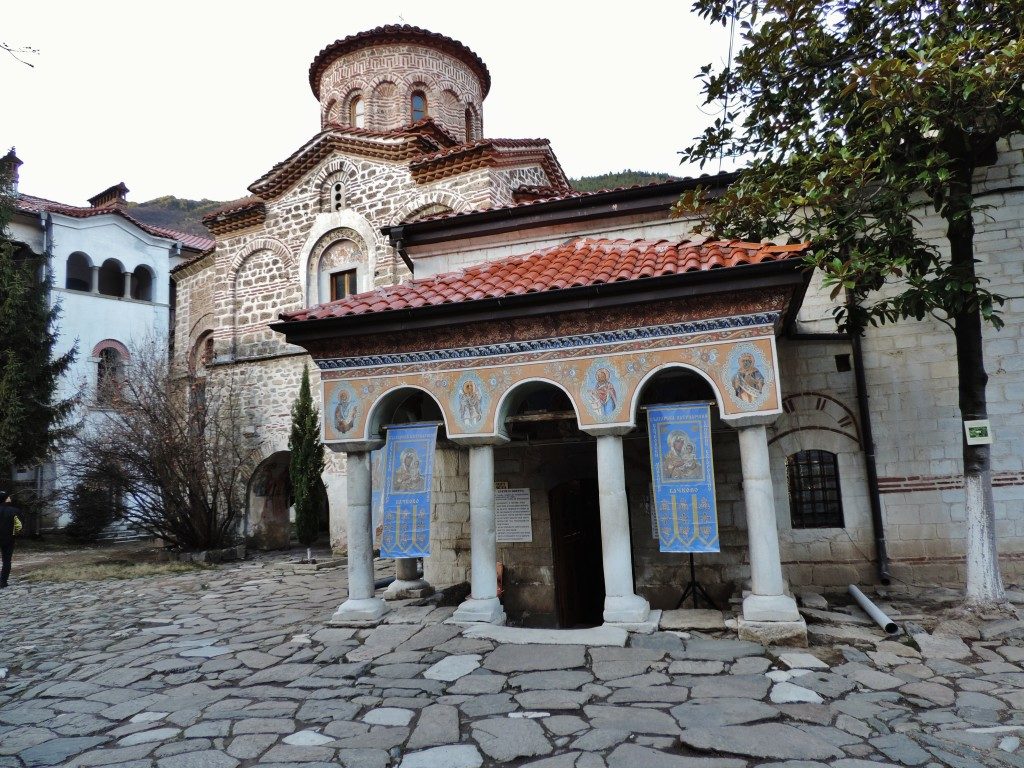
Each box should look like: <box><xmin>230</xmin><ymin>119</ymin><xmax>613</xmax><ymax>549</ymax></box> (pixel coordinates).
<box><xmin>411</xmin><ymin>91</ymin><xmax>427</xmax><ymax>122</ymax></box>
<box><xmin>96</xmin><ymin>347</ymin><xmax>125</xmax><ymax>404</ymax></box>
<box><xmin>465</xmin><ymin>108</ymin><xmax>475</xmax><ymax>141</ymax></box>
<box><xmin>130</xmin><ymin>265</ymin><xmax>154</xmax><ymax>301</ymax></box>
<box><xmin>65</xmin><ymin>252</ymin><xmax>92</xmax><ymax>291</ymax></box>
<box><xmin>786</xmin><ymin>450</ymin><xmax>845</xmax><ymax>529</ymax></box>
<box><xmin>98</xmin><ymin>258</ymin><xmax>125</xmax><ymax>297</ymax></box>
<box><xmin>350</xmin><ymin>96</ymin><xmax>365</xmax><ymax>128</ymax></box>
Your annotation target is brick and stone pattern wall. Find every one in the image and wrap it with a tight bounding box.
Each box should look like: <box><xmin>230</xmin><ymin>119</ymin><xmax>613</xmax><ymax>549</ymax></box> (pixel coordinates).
<box><xmin>781</xmin><ymin>134</ymin><xmax>1024</xmax><ymax>586</ymax></box>
<box><xmin>318</xmin><ymin>43</ymin><xmax>486</xmax><ymax>140</ymax></box>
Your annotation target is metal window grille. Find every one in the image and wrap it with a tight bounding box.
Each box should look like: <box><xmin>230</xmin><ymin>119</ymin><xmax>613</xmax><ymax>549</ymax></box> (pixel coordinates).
<box><xmin>786</xmin><ymin>450</ymin><xmax>844</xmax><ymax>529</ymax></box>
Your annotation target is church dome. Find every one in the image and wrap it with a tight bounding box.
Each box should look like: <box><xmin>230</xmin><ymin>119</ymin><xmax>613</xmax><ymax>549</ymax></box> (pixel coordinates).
<box><xmin>309</xmin><ymin>25</ymin><xmax>490</xmax><ymax>141</ymax></box>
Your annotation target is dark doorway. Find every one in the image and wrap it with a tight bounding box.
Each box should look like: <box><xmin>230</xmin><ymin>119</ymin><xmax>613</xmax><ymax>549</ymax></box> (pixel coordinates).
<box><xmin>549</xmin><ymin>479</ymin><xmax>605</xmax><ymax>627</ymax></box>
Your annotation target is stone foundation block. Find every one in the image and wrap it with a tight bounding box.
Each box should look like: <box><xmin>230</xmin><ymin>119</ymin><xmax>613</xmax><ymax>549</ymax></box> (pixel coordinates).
<box><xmin>737</xmin><ymin>617</ymin><xmax>808</xmax><ymax>647</ymax></box>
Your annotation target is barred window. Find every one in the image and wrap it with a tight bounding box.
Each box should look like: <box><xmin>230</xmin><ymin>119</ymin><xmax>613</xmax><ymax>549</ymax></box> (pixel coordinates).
<box><xmin>786</xmin><ymin>450</ymin><xmax>844</xmax><ymax>528</ymax></box>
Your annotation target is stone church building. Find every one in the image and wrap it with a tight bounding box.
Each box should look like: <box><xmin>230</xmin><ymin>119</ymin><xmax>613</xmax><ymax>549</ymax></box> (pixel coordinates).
<box><xmin>174</xmin><ymin>25</ymin><xmax>1024</xmax><ymax>641</ymax></box>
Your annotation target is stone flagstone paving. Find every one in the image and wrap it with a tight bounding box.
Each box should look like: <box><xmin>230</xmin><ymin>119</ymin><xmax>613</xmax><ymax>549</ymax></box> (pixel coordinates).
<box><xmin>2</xmin><ymin>554</ymin><xmax>1024</xmax><ymax>767</ymax></box>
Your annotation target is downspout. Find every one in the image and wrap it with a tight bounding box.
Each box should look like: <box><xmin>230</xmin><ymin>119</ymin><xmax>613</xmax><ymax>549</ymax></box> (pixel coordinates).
<box><xmin>786</xmin><ymin>323</ymin><xmax>891</xmax><ymax>584</ymax></box>
<box><xmin>389</xmin><ymin>225</ymin><xmax>414</xmax><ymax>276</ymax></box>
<box><xmin>848</xmin><ymin>311</ymin><xmax>891</xmax><ymax>584</ymax></box>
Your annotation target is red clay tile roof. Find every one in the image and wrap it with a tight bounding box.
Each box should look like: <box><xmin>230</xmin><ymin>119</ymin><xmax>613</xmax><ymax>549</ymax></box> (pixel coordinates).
<box><xmin>282</xmin><ymin>237</ymin><xmax>809</xmax><ymax>322</ymax></box>
<box><xmin>14</xmin><ymin>193</ymin><xmax>215</xmax><ymax>252</ymax></box>
<box><xmin>409</xmin><ymin>138</ymin><xmax>570</xmax><ymax>189</ymax></box>
<box><xmin>309</xmin><ymin>25</ymin><xmax>491</xmax><ymax>99</ymax></box>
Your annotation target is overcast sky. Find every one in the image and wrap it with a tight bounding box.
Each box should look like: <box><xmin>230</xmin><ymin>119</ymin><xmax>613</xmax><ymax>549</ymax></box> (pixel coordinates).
<box><xmin>4</xmin><ymin>1</ymin><xmax>733</xmax><ymax>205</ymax></box>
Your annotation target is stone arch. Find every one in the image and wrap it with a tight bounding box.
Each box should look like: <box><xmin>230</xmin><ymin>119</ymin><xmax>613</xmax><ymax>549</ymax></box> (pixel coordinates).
<box><xmin>464</xmin><ymin>102</ymin><xmax>480</xmax><ymax>142</ymax></box>
<box><xmin>322</xmin><ymin>97</ymin><xmax>339</xmax><ymax>127</ymax></box>
<box><xmin>364</xmin><ymin>385</ymin><xmax>450</xmax><ymax>442</ymax></box>
<box><xmin>230</xmin><ymin>238</ymin><xmax>300</xmax><ymax>357</ymax></box>
<box><xmin>312</xmin><ymin>158</ymin><xmax>359</xmax><ymax>213</ymax></box>
<box><xmin>91</xmin><ymin>338</ymin><xmax>130</xmax><ymax>359</ymax></box>
<box><xmin>390</xmin><ymin>190</ymin><xmax>472</xmax><ymax>226</ymax></box>
<box><xmin>341</xmin><ymin>87</ymin><xmax>367</xmax><ymax>129</ymax></box>
<box><xmin>305</xmin><ymin>229</ymin><xmax>367</xmax><ymax>306</ymax></box>
<box><xmin>65</xmin><ymin>251</ymin><xmax>92</xmax><ymax>291</ymax></box>
<box><xmin>629</xmin><ymin>362</ymin><xmax>726</xmax><ymax>428</ymax></box>
<box><xmin>495</xmin><ymin>378</ymin><xmax>583</xmax><ymax>438</ymax></box>
<box><xmin>439</xmin><ymin>89</ymin><xmax>461</xmax><ymax>132</ymax></box>
<box><xmin>246</xmin><ymin>451</ymin><xmax>292</xmax><ymax>550</ymax></box>
<box><xmin>769</xmin><ymin>392</ymin><xmax>861</xmax><ymax>457</ymax></box>
<box><xmin>228</xmin><ymin>237</ymin><xmax>295</xmax><ymax>277</ymax></box>
<box><xmin>369</xmin><ymin>80</ymin><xmax>399</xmax><ymax>130</ymax></box>
<box><xmin>297</xmin><ymin>211</ymin><xmax>380</xmax><ymax>305</ymax></box>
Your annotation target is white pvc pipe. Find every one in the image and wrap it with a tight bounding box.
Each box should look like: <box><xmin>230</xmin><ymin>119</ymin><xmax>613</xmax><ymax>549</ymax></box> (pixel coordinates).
<box><xmin>848</xmin><ymin>584</ymin><xmax>899</xmax><ymax>635</ymax></box>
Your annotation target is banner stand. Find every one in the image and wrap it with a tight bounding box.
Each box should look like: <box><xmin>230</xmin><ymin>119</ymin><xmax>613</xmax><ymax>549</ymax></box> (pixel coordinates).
<box><xmin>676</xmin><ymin>552</ymin><xmax>719</xmax><ymax>610</ymax></box>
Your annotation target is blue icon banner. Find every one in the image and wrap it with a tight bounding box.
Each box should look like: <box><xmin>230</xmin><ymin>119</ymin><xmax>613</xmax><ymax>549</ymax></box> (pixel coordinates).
<box><xmin>647</xmin><ymin>403</ymin><xmax>720</xmax><ymax>553</ymax></box>
<box><xmin>380</xmin><ymin>423</ymin><xmax>437</xmax><ymax>558</ymax></box>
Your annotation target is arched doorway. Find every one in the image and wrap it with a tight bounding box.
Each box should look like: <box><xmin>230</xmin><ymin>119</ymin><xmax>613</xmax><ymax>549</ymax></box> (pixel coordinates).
<box><xmin>247</xmin><ymin>451</ymin><xmax>329</xmax><ymax>550</ymax></box>
<box><xmin>626</xmin><ymin>366</ymin><xmax>731</xmax><ymax>608</ymax></box>
<box><xmin>495</xmin><ymin>382</ymin><xmax>605</xmax><ymax>628</ymax></box>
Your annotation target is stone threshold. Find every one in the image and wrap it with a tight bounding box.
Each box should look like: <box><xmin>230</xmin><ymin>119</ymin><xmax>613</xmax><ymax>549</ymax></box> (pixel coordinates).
<box><xmin>461</xmin><ymin>623</ymin><xmax>629</xmax><ymax>646</ymax></box>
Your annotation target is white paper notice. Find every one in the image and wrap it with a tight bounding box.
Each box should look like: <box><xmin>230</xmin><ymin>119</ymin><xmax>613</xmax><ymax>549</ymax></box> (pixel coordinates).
<box><xmin>495</xmin><ymin>488</ymin><xmax>533</xmax><ymax>542</ymax></box>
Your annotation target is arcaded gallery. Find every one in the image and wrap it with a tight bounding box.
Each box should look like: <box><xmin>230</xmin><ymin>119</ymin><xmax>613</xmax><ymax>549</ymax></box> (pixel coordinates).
<box><xmin>273</xmin><ymin>185</ymin><xmax>816</xmax><ymax>645</ymax></box>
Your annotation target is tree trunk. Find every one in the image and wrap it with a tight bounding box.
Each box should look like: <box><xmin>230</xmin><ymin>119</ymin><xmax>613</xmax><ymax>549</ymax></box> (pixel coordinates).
<box><xmin>948</xmin><ymin>163</ymin><xmax>1005</xmax><ymax>604</ymax></box>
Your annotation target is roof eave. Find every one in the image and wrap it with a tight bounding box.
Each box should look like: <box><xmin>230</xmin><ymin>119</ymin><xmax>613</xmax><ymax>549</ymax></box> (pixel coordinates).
<box><xmin>381</xmin><ymin>172</ymin><xmax>738</xmax><ymax>248</ymax></box>
<box><xmin>272</xmin><ymin>257</ymin><xmax>809</xmax><ymax>346</ymax></box>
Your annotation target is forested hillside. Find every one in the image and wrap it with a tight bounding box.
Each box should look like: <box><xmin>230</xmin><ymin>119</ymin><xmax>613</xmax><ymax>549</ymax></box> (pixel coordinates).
<box><xmin>128</xmin><ymin>171</ymin><xmax>681</xmax><ymax>236</ymax></box>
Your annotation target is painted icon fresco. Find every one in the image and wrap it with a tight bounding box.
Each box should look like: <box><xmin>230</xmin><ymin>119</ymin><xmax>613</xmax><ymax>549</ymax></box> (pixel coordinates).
<box><xmin>725</xmin><ymin>342</ymin><xmax>772</xmax><ymax>410</ymax></box>
<box><xmin>582</xmin><ymin>359</ymin><xmax>624</xmax><ymax>421</ymax></box>
<box><xmin>329</xmin><ymin>382</ymin><xmax>360</xmax><ymax>436</ymax></box>
<box><xmin>660</xmin><ymin>430</ymin><xmax>703</xmax><ymax>482</ymax></box>
<box><xmin>453</xmin><ymin>371</ymin><xmax>488</xmax><ymax>430</ymax></box>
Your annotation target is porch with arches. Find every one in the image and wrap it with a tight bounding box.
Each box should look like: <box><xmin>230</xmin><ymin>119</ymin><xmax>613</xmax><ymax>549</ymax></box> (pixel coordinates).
<box><xmin>273</xmin><ymin>235</ymin><xmax>813</xmax><ymax>644</ymax></box>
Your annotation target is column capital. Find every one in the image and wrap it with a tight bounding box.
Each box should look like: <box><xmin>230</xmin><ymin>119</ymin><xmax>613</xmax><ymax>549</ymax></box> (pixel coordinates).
<box><xmin>327</xmin><ymin>440</ymin><xmax>384</xmax><ymax>454</ymax></box>
<box><xmin>723</xmin><ymin>413</ymin><xmax>780</xmax><ymax>429</ymax></box>
<box><xmin>580</xmin><ymin>425</ymin><xmax>633</xmax><ymax>438</ymax></box>
<box><xmin>447</xmin><ymin>434</ymin><xmax>510</xmax><ymax>447</ymax></box>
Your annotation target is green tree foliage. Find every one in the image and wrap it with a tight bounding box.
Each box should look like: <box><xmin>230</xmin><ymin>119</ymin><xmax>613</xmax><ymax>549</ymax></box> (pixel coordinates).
<box><xmin>127</xmin><ymin>196</ymin><xmax>223</xmax><ymax>238</ymax></box>
<box><xmin>0</xmin><ymin>153</ymin><xmax>77</xmax><ymax>479</ymax></box>
<box><xmin>289</xmin><ymin>365</ymin><xmax>325</xmax><ymax>547</ymax></box>
<box><xmin>572</xmin><ymin>170</ymin><xmax>680</xmax><ymax>192</ymax></box>
<box><xmin>676</xmin><ymin>1</ymin><xmax>1024</xmax><ymax>603</ymax></box>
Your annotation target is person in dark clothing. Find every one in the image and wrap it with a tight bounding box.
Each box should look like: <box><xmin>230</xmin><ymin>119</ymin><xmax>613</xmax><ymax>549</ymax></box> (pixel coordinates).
<box><xmin>0</xmin><ymin>490</ymin><xmax>23</xmax><ymax>588</ymax></box>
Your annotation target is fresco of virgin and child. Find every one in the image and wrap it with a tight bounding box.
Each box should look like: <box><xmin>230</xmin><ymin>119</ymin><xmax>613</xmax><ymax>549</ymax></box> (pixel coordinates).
<box><xmin>660</xmin><ymin>430</ymin><xmax>703</xmax><ymax>481</ymax></box>
<box><xmin>392</xmin><ymin>447</ymin><xmax>426</xmax><ymax>492</ymax></box>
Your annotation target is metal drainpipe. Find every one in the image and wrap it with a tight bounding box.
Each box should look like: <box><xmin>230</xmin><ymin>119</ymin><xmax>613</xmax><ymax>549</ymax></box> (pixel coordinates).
<box><xmin>786</xmin><ymin>326</ymin><xmax>891</xmax><ymax>584</ymax></box>
<box><xmin>849</xmin><ymin>322</ymin><xmax>891</xmax><ymax>584</ymax></box>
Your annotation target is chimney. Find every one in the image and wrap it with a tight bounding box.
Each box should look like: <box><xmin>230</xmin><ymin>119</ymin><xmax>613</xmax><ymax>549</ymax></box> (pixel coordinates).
<box><xmin>87</xmin><ymin>182</ymin><xmax>130</xmax><ymax>208</ymax></box>
<box><xmin>2</xmin><ymin>148</ymin><xmax>23</xmax><ymax>195</ymax></box>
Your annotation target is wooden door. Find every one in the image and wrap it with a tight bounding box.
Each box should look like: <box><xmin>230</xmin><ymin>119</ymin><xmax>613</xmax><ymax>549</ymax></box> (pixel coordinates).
<box><xmin>549</xmin><ymin>479</ymin><xmax>605</xmax><ymax>627</ymax></box>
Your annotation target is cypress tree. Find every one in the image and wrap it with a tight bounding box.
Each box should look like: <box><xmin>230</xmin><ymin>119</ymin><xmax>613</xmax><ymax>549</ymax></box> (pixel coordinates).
<box><xmin>0</xmin><ymin>150</ymin><xmax>77</xmax><ymax>480</ymax></box>
<box><xmin>289</xmin><ymin>364</ymin><xmax>325</xmax><ymax>547</ymax></box>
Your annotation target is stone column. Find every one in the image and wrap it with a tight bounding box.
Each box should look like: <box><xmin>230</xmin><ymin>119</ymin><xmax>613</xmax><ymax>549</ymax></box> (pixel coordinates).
<box><xmin>734</xmin><ymin>419</ymin><xmax>805</xmax><ymax>644</ymax></box>
<box><xmin>452</xmin><ymin>443</ymin><xmax>505</xmax><ymax>624</ymax></box>
<box><xmin>90</xmin><ymin>266</ymin><xmax>100</xmax><ymax>293</ymax></box>
<box><xmin>331</xmin><ymin>450</ymin><xmax>388</xmax><ymax>624</ymax></box>
<box><xmin>122</xmin><ymin>271</ymin><xmax>132</xmax><ymax>299</ymax></box>
<box><xmin>594</xmin><ymin>432</ymin><xmax>651</xmax><ymax>624</ymax></box>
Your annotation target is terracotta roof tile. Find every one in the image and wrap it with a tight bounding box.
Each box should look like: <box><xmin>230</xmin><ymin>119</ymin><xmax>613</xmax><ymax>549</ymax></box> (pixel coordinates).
<box><xmin>309</xmin><ymin>25</ymin><xmax>491</xmax><ymax>99</ymax></box>
<box><xmin>281</xmin><ymin>236</ymin><xmax>809</xmax><ymax>323</ymax></box>
<box><xmin>14</xmin><ymin>193</ymin><xmax>214</xmax><ymax>252</ymax></box>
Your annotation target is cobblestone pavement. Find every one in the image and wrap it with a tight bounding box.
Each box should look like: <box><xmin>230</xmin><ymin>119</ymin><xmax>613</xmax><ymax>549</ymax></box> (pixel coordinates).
<box><xmin>2</xmin><ymin>556</ymin><xmax>1024</xmax><ymax>768</ymax></box>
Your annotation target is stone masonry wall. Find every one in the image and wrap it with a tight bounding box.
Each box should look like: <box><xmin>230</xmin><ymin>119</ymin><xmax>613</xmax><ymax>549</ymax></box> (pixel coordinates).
<box><xmin>318</xmin><ymin>43</ymin><xmax>486</xmax><ymax>138</ymax></box>
<box><xmin>784</xmin><ymin>134</ymin><xmax>1024</xmax><ymax>586</ymax></box>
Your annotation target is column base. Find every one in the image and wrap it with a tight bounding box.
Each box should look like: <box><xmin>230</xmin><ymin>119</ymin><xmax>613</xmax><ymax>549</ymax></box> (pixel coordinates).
<box><xmin>329</xmin><ymin>597</ymin><xmax>390</xmax><ymax>627</ymax></box>
<box><xmin>737</xmin><ymin>616</ymin><xmax>808</xmax><ymax>647</ymax></box>
<box><xmin>383</xmin><ymin>579</ymin><xmax>435</xmax><ymax>601</ymax></box>
<box><xmin>450</xmin><ymin>596</ymin><xmax>506</xmax><ymax>625</ymax></box>
<box><xmin>603</xmin><ymin>593</ymin><xmax>651</xmax><ymax>624</ymax></box>
<box><xmin>743</xmin><ymin>593</ymin><xmax>801</xmax><ymax>622</ymax></box>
